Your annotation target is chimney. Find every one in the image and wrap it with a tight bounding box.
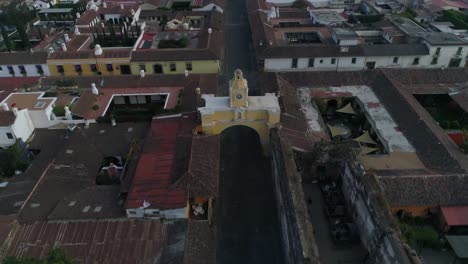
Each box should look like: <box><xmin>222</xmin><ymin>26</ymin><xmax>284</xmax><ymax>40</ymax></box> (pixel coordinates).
<box><xmin>131</xmin><ymin>9</ymin><xmax>135</xmax><ymax>15</ymax></box>
<box><xmin>1</xmin><ymin>103</ymin><xmax>9</xmax><ymax>111</ymax></box>
<box><xmin>140</xmin><ymin>70</ymin><xmax>145</xmax><ymax>78</ymax></box>
<box><xmin>74</xmin><ymin>27</ymin><xmax>81</xmax><ymax>35</ymax></box>
<box><xmin>64</xmin><ymin>106</ymin><xmax>72</xmax><ymax>120</ymax></box>
<box><xmin>184</xmin><ymin>70</ymin><xmax>189</xmax><ymax>77</ymax></box>
<box><xmin>101</xmin><ymin>22</ymin><xmax>105</xmax><ymax>28</ymax></box>
<box><xmin>111</xmin><ymin>118</ymin><xmax>116</xmax><ymax>126</ymax></box>
<box><xmin>64</xmin><ymin>33</ymin><xmax>70</xmax><ymax>42</ymax></box>
<box><xmin>76</xmin><ymin>12</ymin><xmax>80</xmax><ymax>18</ymax></box>
<box><xmin>94</xmin><ymin>44</ymin><xmax>103</xmax><ymax>56</ymax></box>
<box><xmin>208</xmin><ymin>28</ymin><xmax>212</xmax><ymax>34</ymax></box>
<box><xmin>91</xmin><ymin>83</ymin><xmax>99</xmax><ymax>95</ymax></box>
<box><xmin>120</xmin><ymin>3</ymin><xmax>124</xmax><ymax>9</ymax></box>
<box><xmin>276</xmin><ymin>7</ymin><xmax>280</xmax><ymax>18</ymax></box>
<box><xmin>102</xmin><ymin>1</ymin><xmax>107</xmax><ymax>8</ymax></box>
<box><xmin>61</xmin><ymin>43</ymin><xmax>67</xmax><ymax>52</ymax></box>
<box><xmin>12</xmin><ymin>107</ymin><xmax>18</xmax><ymax>116</ymax></box>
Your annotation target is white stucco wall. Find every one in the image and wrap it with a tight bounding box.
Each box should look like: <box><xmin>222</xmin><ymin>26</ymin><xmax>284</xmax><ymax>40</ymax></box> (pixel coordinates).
<box><xmin>126</xmin><ymin>207</ymin><xmax>186</xmax><ymax>219</ymax></box>
<box><xmin>424</xmin><ymin>44</ymin><xmax>468</xmax><ymax>68</ymax></box>
<box><xmin>0</xmin><ymin>126</ymin><xmax>16</xmax><ymax>148</ymax></box>
<box><xmin>193</xmin><ymin>3</ymin><xmax>223</xmax><ymax>13</ymax></box>
<box><xmin>264</xmin><ymin>57</ymin><xmax>365</xmax><ymax>71</ymax></box>
<box><xmin>0</xmin><ymin>64</ymin><xmax>50</xmax><ymax>77</ymax></box>
<box><xmin>263</xmin><ymin>50</ymin><xmax>468</xmax><ymax>71</ymax></box>
<box><xmin>27</xmin><ymin>107</ymin><xmax>53</xmax><ymax>128</ymax></box>
<box><xmin>10</xmin><ymin>109</ymin><xmax>34</xmax><ymax>145</ymax></box>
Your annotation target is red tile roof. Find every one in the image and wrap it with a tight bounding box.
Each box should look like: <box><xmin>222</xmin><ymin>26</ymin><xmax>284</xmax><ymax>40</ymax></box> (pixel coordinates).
<box><xmin>125</xmin><ymin>115</ymin><xmax>195</xmax><ymax>209</ymax></box>
<box><xmin>441</xmin><ymin>206</ymin><xmax>468</xmax><ymax>226</ymax></box>
<box><xmin>0</xmin><ymin>77</ymin><xmax>40</xmax><ymax>102</ymax></box>
<box><xmin>448</xmin><ymin>131</ymin><xmax>465</xmax><ymax>147</ymax></box>
<box><xmin>0</xmin><ymin>111</ymin><xmax>16</xmax><ymax>126</ymax></box>
<box><xmin>5</xmin><ymin>220</ymin><xmax>165</xmax><ymax>264</ymax></box>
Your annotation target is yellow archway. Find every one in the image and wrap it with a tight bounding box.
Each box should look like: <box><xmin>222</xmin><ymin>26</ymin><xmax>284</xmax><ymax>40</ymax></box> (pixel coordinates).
<box><xmin>198</xmin><ymin>69</ymin><xmax>280</xmax><ymax>147</ymax></box>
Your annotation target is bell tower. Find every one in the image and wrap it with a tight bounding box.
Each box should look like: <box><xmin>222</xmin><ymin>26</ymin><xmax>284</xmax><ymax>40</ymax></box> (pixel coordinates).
<box><xmin>229</xmin><ymin>69</ymin><xmax>248</xmax><ymax>108</ymax></box>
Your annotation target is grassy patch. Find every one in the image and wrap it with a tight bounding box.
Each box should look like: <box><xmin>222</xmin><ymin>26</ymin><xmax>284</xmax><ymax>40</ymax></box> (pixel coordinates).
<box><xmin>158</xmin><ymin>38</ymin><xmax>189</xmax><ymax>49</ymax></box>
<box><xmin>415</xmin><ymin>94</ymin><xmax>468</xmax><ymax>130</ymax></box>
<box><xmin>438</xmin><ymin>10</ymin><xmax>468</xmax><ymax>30</ymax></box>
<box><xmin>400</xmin><ymin>223</ymin><xmax>445</xmax><ymax>249</ymax></box>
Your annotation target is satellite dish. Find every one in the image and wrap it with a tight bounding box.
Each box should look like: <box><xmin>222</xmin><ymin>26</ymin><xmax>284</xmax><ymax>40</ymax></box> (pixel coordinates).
<box><xmin>143</xmin><ymin>200</ymin><xmax>150</xmax><ymax>208</ymax></box>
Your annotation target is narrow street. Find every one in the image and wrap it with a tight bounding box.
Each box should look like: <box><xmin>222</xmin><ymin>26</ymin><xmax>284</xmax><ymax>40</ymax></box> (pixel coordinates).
<box><xmin>217</xmin><ymin>126</ymin><xmax>284</xmax><ymax>264</ymax></box>
<box><xmin>219</xmin><ymin>0</ymin><xmax>258</xmax><ymax>95</ymax></box>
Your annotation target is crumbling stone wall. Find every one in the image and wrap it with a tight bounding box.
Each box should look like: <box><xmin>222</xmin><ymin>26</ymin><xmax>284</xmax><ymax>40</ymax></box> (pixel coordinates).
<box><xmin>340</xmin><ymin>163</ymin><xmax>411</xmax><ymax>264</ymax></box>
<box><xmin>270</xmin><ymin>130</ymin><xmax>320</xmax><ymax>264</ymax></box>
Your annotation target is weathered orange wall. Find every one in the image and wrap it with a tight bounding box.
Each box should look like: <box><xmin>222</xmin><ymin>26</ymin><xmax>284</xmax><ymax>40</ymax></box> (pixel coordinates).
<box><xmin>391</xmin><ymin>206</ymin><xmax>430</xmax><ymax>217</ymax></box>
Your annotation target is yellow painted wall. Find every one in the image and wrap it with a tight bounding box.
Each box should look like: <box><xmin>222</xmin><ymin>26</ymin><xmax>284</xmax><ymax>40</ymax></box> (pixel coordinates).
<box><xmin>203</xmin><ymin>120</ymin><xmax>270</xmax><ymax>143</ymax></box>
<box><xmin>201</xmin><ymin>108</ymin><xmax>280</xmax><ymax>146</ymax></box>
<box><xmin>47</xmin><ymin>59</ymin><xmax>132</xmax><ymax>77</ymax></box>
<box><xmin>130</xmin><ymin>60</ymin><xmax>220</xmax><ymax>75</ymax></box>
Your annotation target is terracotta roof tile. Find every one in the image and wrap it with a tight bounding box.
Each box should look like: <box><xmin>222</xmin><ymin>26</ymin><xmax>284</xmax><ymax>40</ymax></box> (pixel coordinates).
<box><xmin>125</xmin><ymin>115</ymin><xmax>196</xmax><ymax>209</ymax></box>
<box><xmin>6</xmin><ymin>219</ymin><xmax>168</xmax><ymax>264</ymax></box>
<box><xmin>0</xmin><ymin>111</ymin><xmax>16</xmax><ymax>126</ymax></box>
<box><xmin>380</xmin><ymin>174</ymin><xmax>468</xmax><ymax>206</ymax></box>
<box><xmin>174</xmin><ymin>135</ymin><xmax>220</xmax><ymax>197</ymax></box>
<box><xmin>0</xmin><ymin>51</ymin><xmax>48</xmax><ymax>64</ymax></box>
<box><xmin>183</xmin><ymin>221</ymin><xmax>216</xmax><ymax>264</ymax></box>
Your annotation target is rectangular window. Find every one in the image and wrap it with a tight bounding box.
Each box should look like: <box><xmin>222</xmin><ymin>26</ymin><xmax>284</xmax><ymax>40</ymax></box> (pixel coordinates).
<box><xmin>36</xmin><ymin>65</ymin><xmax>43</xmax><ymax>74</ymax></box>
<box><xmin>308</xmin><ymin>58</ymin><xmax>314</xmax><ymax>67</ymax></box>
<box><xmin>90</xmin><ymin>64</ymin><xmax>97</xmax><ymax>72</ymax></box>
<box><xmin>186</xmin><ymin>63</ymin><xmax>192</xmax><ymax>71</ymax></box>
<box><xmin>393</xmin><ymin>57</ymin><xmax>399</xmax><ymax>63</ymax></box>
<box><xmin>435</xmin><ymin>47</ymin><xmax>441</xmax><ymax>55</ymax></box>
<box><xmin>106</xmin><ymin>64</ymin><xmax>113</xmax><ymax>71</ymax></box>
<box><xmin>170</xmin><ymin>63</ymin><xmax>176</xmax><ymax>72</ymax></box>
<box><xmin>431</xmin><ymin>57</ymin><xmax>438</xmax><ymax>65</ymax></box>
<box><xmin>34</xmin><ymin>101</ymin><xmax>46</xmax><ymax>108</ymax></box>
<box><xmin>412</xmin><ymin>57</ymin><xmax>419</xmax><ymax>65</ymax></box>
<box><xmin>57</xmin><ymin>65</ymin><xmax>64</xmax><ymax>73</ymax></box>
<box><xmin>18</xmin><ymin>65</ymin><xmax>26</xmax><ymax>74</ymax></box>
<box><xmin>331</xmin><ymin>58</ymin><xmax>336</xmax><ymax>64</ymax></box>
<box><xmin>457</xmin><ymin>47</ymin><xmax>463</xmax><ymax>55</ymax></box>
<box><xmin>6</xmin><ymin>133</ymin><xmax>13</xmax><ymax>139</ymax></box>
<box><xmin>7</xmin><ymin>65</ymin><xmax>14</xmax><ymax>75</ymax></box>
<box><xmin>351</xmin><ymin>58</ymin><xmax>356</xmax><ymax>64</ymax></box>
<box><xmin>292</xmin><ymin>58</ymin><xmax>298</xmax><ymax>68</ymax></box>
<box><xmin>74</xmin><ymin>65</ymin><xmax>82</xmax><ymax>73</ymax></box>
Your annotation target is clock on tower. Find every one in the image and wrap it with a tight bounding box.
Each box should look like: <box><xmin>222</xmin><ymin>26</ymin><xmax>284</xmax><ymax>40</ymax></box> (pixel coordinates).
<box><xmin>229</xmin><ymin>69</ymin><xmax>249</xmax><ymax>108</ymax></box>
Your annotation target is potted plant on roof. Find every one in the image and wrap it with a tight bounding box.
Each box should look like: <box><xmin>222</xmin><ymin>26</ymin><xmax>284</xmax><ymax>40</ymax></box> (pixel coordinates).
<box><xmin>56</xmin><ymin>79</ymin><xmax>78</xmax><ymax>90</ymax></box>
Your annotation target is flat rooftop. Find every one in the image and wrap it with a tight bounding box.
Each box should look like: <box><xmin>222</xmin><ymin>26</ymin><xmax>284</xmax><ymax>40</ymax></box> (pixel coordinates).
<box><xmin>1</xmin><ymin>92</ymin><xmax>55</xmax><ymax>111</ymax></box>
<box><xmin>420</xmin><ymin>32</ymin><xmax>467</xmax><ymax>45</ymax></box>
<box><xmin>201</xmin><ymin>93</ymin><xmax>280</xmax><ymax>111</ymax></box>
<box><xmin>310</xmin><ymin>10</ymin><xmax>345</xmax><ymax>24</ymax></box>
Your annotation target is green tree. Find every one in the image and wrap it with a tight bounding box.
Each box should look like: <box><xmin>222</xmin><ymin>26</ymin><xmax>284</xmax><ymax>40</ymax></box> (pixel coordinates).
<box><xmin>0</xmin><ymin>0</ymin><xmax>37</xmax><ymax>50</ymax></box>
<box><xmin>292</xmin><ymin>0</ymin><xmax>307</xmax><ymax>8</ymax></box>
<box><xmin>4</xmin><ymin>248</ymin><xmax>73</xmax><ymax>264</ymax></box>
<box><xmin>0</xmin><ymin>140</ymin><xmax>31</xmax><ymax>177</ymax></box>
